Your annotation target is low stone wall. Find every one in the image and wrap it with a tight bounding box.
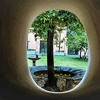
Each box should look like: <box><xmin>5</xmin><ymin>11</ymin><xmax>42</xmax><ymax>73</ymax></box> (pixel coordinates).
<box><xmin>29</xmin><ymin>66</ymin><xmax>86</xmax><ymax>80</ymax></box>
<box><xmin>29</xmin><ymin>66</ymin><xmax>86</xmax><ymax>92</ymax></box>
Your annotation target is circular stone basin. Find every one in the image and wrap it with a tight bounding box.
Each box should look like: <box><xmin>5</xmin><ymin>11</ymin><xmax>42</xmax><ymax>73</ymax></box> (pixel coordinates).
<box><xmin>30</xmin><ymin>66</ymin><xmax>85</xmax><ymax>92</ymax></box>
<box><xmin>34</xmin><ymin>70</ymin><xmax>75</xmax><ymax>78</ymax></box>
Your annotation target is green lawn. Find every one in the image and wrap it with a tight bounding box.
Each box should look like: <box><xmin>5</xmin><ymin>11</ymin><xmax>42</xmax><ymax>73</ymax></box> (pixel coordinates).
<box><xmin>27</xmin><ymin>55</ymin><xmax>88</xmax><ymax>69</ymax></box>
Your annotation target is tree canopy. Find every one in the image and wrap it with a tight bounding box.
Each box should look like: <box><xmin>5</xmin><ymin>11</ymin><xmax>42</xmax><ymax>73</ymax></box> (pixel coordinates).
<box><xmin>66</xmin><ymin>28</ymin><xmax>88</xmax><ymax>58</ymax></box>
<box><xmin>31</xmin><ymin>10</ymin><xmax>88</xmax><ymax>57</ymax></box>
<box><xmin>31</xmin><ymin>10</ymin><xmax>84</xmax><ymax>39</ymax></box>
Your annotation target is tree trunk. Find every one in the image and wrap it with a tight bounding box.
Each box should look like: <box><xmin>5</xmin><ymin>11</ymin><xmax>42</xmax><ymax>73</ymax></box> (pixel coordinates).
<box><xmin>58</xmin><ymin>33</ymin><xmax>61</xmax><ymax>52</ymax></box>
<box><xmin>47</xmin><ymin>25</ymin><xmax>55</xmax><ymax>86</ymax></box>
<box><xmin>58</xmin><ymin>43</ymin><xmax>60</xmax><ymax>52</ymax></box>
<box><xmin>83</xmin><ymin>48</ymin><xmax>88</xmax><ymax>59</ymax></box>
<box><xmin>80</xmin><ymin>50</ymin><xmax>82</xmax><ymax>59</ymax></box>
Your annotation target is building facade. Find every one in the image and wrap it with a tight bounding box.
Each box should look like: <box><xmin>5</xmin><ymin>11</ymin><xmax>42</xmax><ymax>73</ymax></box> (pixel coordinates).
<box><xmin>27</xmin><ymin>30</ymin><xmax>88</xmax><ymax>57</ymax></box>
<box><xmin>27</xmin><ymin>28</ymin><xmax>68</xmax><ymax>55</ymax></box>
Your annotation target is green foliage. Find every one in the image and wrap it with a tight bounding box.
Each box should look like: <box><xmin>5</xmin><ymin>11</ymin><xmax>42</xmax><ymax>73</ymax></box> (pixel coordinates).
<box><xmin>67</xmin><ymin>30</ymin><xmax>88</xmax><ymax>50</ymax></box>
<box><xmin>31</xmin><ymin>10</ymin><xmax>86</xmax><ymax>52</ymax></box>
<box><xmin>31</xmin><ymin>10</ymin><xmax>84</xmax><ymax>39</ymax></box>
<box><xmin>66</xmin><ymin>28</ymin><xmax>88</xmax><ymax>58</ymax></box>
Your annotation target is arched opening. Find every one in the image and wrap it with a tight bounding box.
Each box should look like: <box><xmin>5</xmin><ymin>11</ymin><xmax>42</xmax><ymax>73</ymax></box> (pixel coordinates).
<box><xmin>27</xmin><ymin>10</ymin><xmax>88</xmax><ymax>92</ymax></box>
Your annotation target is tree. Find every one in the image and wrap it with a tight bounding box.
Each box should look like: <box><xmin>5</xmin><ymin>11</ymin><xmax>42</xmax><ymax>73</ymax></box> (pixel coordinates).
<box><xmin>31</xmin><ymin>10</ymin><xmax>84</xmax><ymax>86</ymax></box>
<box><xmin>66</xmin><ymin>28</ymin><xmax>88</xmax><ymax>58</ymax></box>
<box><xmin>54</xmin><ymin>26</ymin><xmax>66</xmax><ymax>52</ymax></box>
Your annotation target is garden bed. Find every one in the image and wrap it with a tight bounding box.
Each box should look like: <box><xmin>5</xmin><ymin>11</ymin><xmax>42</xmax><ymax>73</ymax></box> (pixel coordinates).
<box><xmin>29</xmin><ymin>66</ymin><xmax>86</xmax><ymax>92</ymax></box>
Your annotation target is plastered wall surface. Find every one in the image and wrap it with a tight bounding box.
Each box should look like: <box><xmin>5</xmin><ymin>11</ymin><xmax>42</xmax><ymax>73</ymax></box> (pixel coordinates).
<box><xmin>0</xmin><ymin>0</ymin><xmax>100</xmax><ymax>100</ymax></box>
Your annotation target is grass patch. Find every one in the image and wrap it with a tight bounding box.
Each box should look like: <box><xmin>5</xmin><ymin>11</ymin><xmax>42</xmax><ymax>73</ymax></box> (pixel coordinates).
<box><xmin>27</xmin><ymin>55</ymin><xmax>88</xmax><ymax>69</ymax></box>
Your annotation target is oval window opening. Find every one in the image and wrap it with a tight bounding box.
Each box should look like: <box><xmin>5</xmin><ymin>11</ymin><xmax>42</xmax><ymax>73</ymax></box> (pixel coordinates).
<box><xmin>27</xmin><ymin>10</ymin><xmax>89</xmax><ymax>92</ymax></box>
